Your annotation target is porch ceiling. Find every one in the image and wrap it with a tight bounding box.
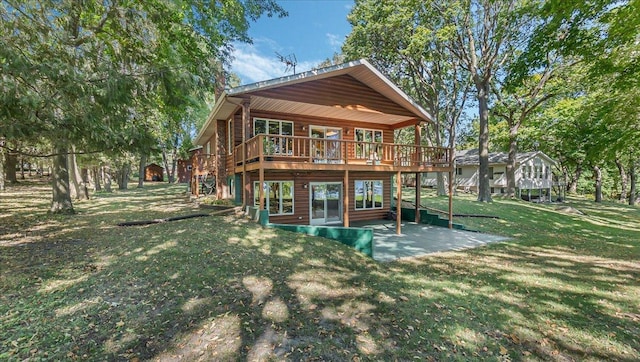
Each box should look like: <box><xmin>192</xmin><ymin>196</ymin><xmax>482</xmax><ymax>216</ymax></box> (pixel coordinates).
<box><xmin>246</xmin><ymin>96</ymin><xmax>417</xmax><ymax>126</ymax></box>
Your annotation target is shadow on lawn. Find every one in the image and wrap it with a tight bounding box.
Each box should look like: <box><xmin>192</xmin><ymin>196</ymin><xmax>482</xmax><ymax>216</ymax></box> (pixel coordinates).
<box><xmin>1</xmin><ymin>184</ymin><xmax>638</xmax><ymax>361</ymax></box>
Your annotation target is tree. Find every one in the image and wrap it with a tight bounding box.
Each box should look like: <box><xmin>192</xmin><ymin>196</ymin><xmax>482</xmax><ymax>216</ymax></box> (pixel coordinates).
<box><xmin>515</xmin><ymin>0</ymin><xmax>640</xmax><ymax>187</ymax></box>
<box><xmin>0</xmin><ymin>0</ymin><xmax>286</xmax><ymax>213</ymax></box>
<box><xmin>343</xmin><ymin>0</ymin><xmax>471</xmax><ymax>195</ymax></box>
<box><xmin>435</xmin><ymin>0</ymin><xmax>538</xmax><ymax>202</ymax></box>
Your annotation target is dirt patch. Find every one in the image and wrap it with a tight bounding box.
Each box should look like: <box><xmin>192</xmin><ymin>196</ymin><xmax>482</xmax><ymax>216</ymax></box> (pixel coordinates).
<box><xmin>555</xmin><ymin>206</ymin><xmax>585</xmax><ymax>215</ymax></box>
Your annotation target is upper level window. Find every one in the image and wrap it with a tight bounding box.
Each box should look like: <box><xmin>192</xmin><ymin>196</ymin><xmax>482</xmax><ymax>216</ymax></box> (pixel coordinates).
<box><xmin>206</xmin><ymin>141</ymin><xmax>211</xmax><ymax>157</ymax></box>
<box><xmin>254</xmin><ymin>118</ymin><xmax>293</xmax><ymax>155</ymax></box>
<box><xmin>456</xmin><ymin>167</ymin><xmax>462</xmax><ymax>175</ymax></box>
<box><xmin>489</xmin><ymin>166</ymin><xmax>494</xmax><ymax>180</ymax></box>
<box><xmin>355</xmin><ymin>128</ymin><xmax>383</xmax><ymax>160</ymax></box>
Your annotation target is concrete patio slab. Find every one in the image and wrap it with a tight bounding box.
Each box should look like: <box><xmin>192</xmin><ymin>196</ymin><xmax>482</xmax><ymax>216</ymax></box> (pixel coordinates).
<box><xmin>353</xmin><ymin>220</ymin><xmax>510</xmax><ymax>262</ymax></box>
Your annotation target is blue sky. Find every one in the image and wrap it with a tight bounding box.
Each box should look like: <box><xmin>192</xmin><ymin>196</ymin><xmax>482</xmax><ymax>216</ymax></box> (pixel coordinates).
<box><xmin>230</xmin><ymin>0</ymin><xmax>354</xmax><ymax>85</ymax></box>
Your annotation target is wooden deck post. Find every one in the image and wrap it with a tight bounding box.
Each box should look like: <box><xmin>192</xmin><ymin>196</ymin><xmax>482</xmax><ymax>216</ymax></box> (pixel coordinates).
<box><xmin>396</xmin><ymin>170</ymin><xmax>402</xmax><ymax>235</ymax></box>
<box><xmin>448</xmin><ymin>147</ymin><xmax>454</xmax><ymax>229</ymax></box>
<box><xmin>415</xmin><ymin>123</ymin><xmax>421</xmax><ymax>223</ymax></box>
<box><xmin>259</xmin><ymin>167</ymin><xmax>265</xmax><ymax>211</ymax></box>
<box><xmin>241</xmin><ymin>100</ymin><xmax>250</xmax><ymax>209</ymax></box>
<box><xmin>448</xmin><ymin>170</ymin><xmax>454</xmax><ymax>229</ymax></box>
<box><xmin>343</xmin><ymin>170</ymin><xmax>349</xmax><ymax>227</ymax></box>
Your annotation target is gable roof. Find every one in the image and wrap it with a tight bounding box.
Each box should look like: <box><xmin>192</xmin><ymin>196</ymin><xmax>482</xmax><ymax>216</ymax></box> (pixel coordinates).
<box><xmin>195</xmin><ymin>59</ymin><xmax>433</xmax><ymax>145</ymax></box>
<box><xmin>455</xmin><ymin>149</ymin><xmax>557</xmax><ymax>167</ymax></box>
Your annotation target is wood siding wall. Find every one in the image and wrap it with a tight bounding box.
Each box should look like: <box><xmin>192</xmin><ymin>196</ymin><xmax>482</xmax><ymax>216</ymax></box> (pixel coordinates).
<box><xmin>251</xmin><ymin>74</ymin><xmax>416</xmax><ymax>117</ymax></box>
<box><xmin>250</xmin><ymin>110</ymin><xmax>396</xmax><ymax>142</ymax></box>
<box><xmin>246</xmin><ymin>170</ymin><xmax>394</xmax><ymax>225</ymax></box>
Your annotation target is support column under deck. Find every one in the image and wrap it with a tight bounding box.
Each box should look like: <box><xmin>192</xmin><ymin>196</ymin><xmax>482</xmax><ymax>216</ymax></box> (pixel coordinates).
<box><xmin>414</xmin><ymin>123</ymin><xmax>422</xmax><ymax>224</ymax></box>
<box><xmin>448</xmin><ymin>170</ymin><xmax>454</xmax><ymax>229</ymax></box>
<box><xmin>259</xmin><ymin>167</ymin><xmax>265</xmax><ymax>211</ymax></box>
<box><xmin>241</xmin><ymin>100</ymin><xmax>250</xmax><ymax>208</ymax></box>
<box><xmin>343</xmin><ymin>170</ymin><xmax>349</xmax><ymax>227</ymax></box>
<box><xmin>415</xmin><ymin>172</ymin><xmax>421</xmax><ymax>223</ymax></box>
<box><xmin>396</xmin><ymin>170</ymin><xmax>402</xmax><ymax>235</ymax></box>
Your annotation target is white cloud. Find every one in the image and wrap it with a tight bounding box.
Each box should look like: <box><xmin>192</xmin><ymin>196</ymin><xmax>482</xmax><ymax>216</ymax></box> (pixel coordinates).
<box><xmin>326</xmin><ymin>33</ymin><xmax>343</xmax><ymax>50</ymax></box>
<box><xmin>230</xmin><ymin>41</ymin><xmax>322</xmax><ymax>85</ymax></box>
<box><xmin>230</xmin><ymin>43</ymin><xmax>284</xmax><ymax>84</ymax></box>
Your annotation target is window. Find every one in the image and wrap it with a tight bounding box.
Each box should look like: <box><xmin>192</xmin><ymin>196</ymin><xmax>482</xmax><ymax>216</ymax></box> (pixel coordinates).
<box><xmin>254</xmin><ymin>181</ymin><xmax>294</xmax><ymax>215</ymax></box>
<box><xmin>206</xmin><ymin>141</ymin><xmax>211</xmax><ymax>157</ymax></box>
<box><xmin>254</xmin><ymin>118</ymin><xmax>293</xmax><ymax>155</ymax></box>
<box><xmin>489</xmin><ymin>167</ymin><xmax>494</xmax><ymax>180</ymax></box>
<box><xmin>228</xmin><ymin>118</ymin><xmax>233</xmax><ymax>155</ymax></box>
<box><xmin>355</xmin><ymin>128</ymin><xmax>383</xmax><ymax>159</ymax></box>
<box><xmin>536</xmin><ymin>165</ymin><xmax>543</xmax><ymax>179</ymax></box>
<box><xmin>544</xmin><ymin>165</ymin><xmax>549</xmax><ymax>180</ymax></box>
<box><xmin>310</xmin><ymin>126</ymin><xmax>342</xmax><ymax>161</ymax></box>
<box><xmin>456</xmin><ymin>167</ymin><xmax>462</xmax><ymax>175</ymax></box>
<box><xmin>355</xmin><ymin>180</ymin><xmax>383</xmax><ymax>210</ymax></box>
<box><xmin>524</xmin><ymin>165</ymin><xmax>532</xmax><ymax>179</ymax></box>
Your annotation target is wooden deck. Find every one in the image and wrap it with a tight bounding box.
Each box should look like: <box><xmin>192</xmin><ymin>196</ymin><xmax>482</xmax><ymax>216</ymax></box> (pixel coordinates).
<box><xmin>233</xmin><ymin>135</ymin><xmax>453</xmax><ymax>173</ymax></box>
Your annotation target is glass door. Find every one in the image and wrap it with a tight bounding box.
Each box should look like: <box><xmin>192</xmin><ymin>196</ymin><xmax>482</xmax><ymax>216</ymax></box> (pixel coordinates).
<box><xmin>310</xmin><ymin>182</ymin><xmax>342</xmax><ymax>225</ymax></box>
<box><xmin>310</xmin><ymin>126</ymin><xmax>342</xmax><ymax>162</ymax></box>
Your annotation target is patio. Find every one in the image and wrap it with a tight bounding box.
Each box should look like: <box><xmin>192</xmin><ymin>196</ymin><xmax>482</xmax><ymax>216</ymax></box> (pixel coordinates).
<box><xmin>351</xmin><ymin>220</ymin><xmax>510</xmax><ymax>262</ymax></box>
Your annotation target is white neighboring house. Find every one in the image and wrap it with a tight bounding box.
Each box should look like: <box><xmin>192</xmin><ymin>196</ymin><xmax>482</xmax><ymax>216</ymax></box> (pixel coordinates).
<box><xmin>423</xmin><ymin>149</ymin><xmax>558</xmax><ymax>201</ymax></box>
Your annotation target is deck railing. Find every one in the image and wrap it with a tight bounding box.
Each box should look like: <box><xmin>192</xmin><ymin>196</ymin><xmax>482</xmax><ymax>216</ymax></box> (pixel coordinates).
<box><xmin>234</xmin><ymin>135</ymin><xmax>451</xmax><ymax>168</ymax></box>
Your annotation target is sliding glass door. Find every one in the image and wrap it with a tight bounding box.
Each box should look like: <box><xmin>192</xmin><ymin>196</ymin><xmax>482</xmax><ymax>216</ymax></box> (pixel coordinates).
<box><xmin>310</xmin><ymin>182</ymin><xmax>342</xmax><ymax>225</ymax></box>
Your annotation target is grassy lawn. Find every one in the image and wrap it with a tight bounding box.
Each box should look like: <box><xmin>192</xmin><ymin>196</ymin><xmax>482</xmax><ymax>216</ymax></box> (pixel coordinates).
<box><xmin>1</xmin><ymin>182</ymin><xmax>638</xmax><ymax>361</ymax></box>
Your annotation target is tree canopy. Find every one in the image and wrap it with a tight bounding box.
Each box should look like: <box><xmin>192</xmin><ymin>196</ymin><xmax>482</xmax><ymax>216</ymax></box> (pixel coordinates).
<box><xmin>0</xmin><ymin>0</ymin><xmax>286</xmax><ymax>212</ymax></box>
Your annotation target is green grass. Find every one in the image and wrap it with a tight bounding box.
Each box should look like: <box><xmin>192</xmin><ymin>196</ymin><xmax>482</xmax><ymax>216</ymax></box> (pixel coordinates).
<box><xmin>1</xmin><ymin>182</ymin><xmax>638</xmax><ymax>361</ymax></box>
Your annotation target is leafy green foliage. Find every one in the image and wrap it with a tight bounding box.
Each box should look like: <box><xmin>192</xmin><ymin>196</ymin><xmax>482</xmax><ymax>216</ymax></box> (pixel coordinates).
<box><xmin>0</xmin><ymin>0</ymin><xmax>286</xmax><ymax>210</ymax></box>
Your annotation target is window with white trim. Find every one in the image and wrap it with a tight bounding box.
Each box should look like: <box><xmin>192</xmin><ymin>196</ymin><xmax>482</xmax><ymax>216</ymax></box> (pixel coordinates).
<box><xmin>254</xmin><ymin>181</ymin><xmax>294</xmax><ymax>215</ymax></box>
<box><xmin>355</xmin><ymin>180</ymin><xmax>383</xmax><ymax>210</ymax></box>
<box><xmin>355</xmin><ymin>128</ymin><xmax>383</xmax><ymax>159</ymax></box>
<box><xmin>206</xmin><ymin>141</ymin><xmax>211</xmax><ymax>157</ymax></box>
<box><xmin>254</xmin><ymin>118</ymin><xmax>293</xmax><ymax>155</ymax></box>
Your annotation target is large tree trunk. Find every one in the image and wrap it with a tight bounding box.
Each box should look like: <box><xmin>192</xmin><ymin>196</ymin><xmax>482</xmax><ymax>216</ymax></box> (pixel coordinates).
<box><xmin>20</xmin><ymin>157</ymin><xmax>26</xmax><ymax>179</ymax></box>
<box><xmin>475</xmin><ymin>79</ymin><xmax>492</xmax><ymax>202</ymax></box>
<box><xmin>81</xmin><ymin>168</ymin><xmax>89</xmax><ymax>199</ymax></box>
<box><xmin>93</xmin><ymin>166</ymin><xmax>102</xmax><ymax>192</ymax></box>
<box><xmin>68</xmin><ymin>147</ymin><xmax>88</xmax><ymax>200</ymax></box>
<box><xmin>615</xmin><ymin>158</ymin><xmax>627</xmax><ymax>202</ymax></box>
<box><xmin>505</xmin><ymin>127</ymin><xmax>519</xmax><ymax>198</ymax></box>
<box><xmin>170</xmin><ymin>154</ymin><xmax>177</xmax><ymax>184</ymax></box>
<box><xmin>116</xmin><ymin>162</ymin><xmax>130</xmax><ymax>190</ymax></box>
<box><xmin>594</xmin><ymin>165</ymin><xmax>602</xmax><ymax>203</ymax></box>
<box><xmin>0</xmin><ymin>142</ymin><xmax>5</xmax><ymax>192</ymax></box>
<box><xmin>5</xmin><ymin>152</ymin><xmax>18</xmax><ymax>184</ymax></box>
<box><xmin>138</xmin><ymin>154</ymin><xmax>146</xmax><ymax>188</ymax></box>
<box><xmin>161</xmin><ymin>148</ymin><xmax>176</xmax><ymax>183</ymax></box>
<box><xmin>103</xmin><ymin>166</ymin><xmax>112</xmax><ymax>193</ymax></box>
<box><xmin>630</xmin><ymin>161</ymin><xmax>636</xmax><ymax>206</ymax></box>
<box><xmin>567</xmin><ymin>163</ymin><xmax>582</xmax><ymax>194</ymax></box>
<box><xmin>50</xmin><ymin>146</ymin><xmax>74</xmax><ymax>214</ymax></box>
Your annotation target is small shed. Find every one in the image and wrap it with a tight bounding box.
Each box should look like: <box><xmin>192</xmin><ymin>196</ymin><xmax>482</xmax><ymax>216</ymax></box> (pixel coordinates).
<box><xmin>144</xmin><ymin>163</ymin><xmax>164</xmax><ymax>182</ymax></box>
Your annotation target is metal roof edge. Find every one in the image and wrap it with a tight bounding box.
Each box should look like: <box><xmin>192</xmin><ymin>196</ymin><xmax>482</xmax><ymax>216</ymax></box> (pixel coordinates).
<box><xmin>227</xmin><ymin>59</ymin><xmax>366</xmax><ymax>95</ymax></box>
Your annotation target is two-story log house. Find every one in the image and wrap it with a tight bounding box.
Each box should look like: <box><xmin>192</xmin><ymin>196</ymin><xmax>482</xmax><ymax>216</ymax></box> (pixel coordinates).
<box><xmin>193</xmin><ymin>59</ymin><xmax>454</xmax><ymax>233</ymax></box>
